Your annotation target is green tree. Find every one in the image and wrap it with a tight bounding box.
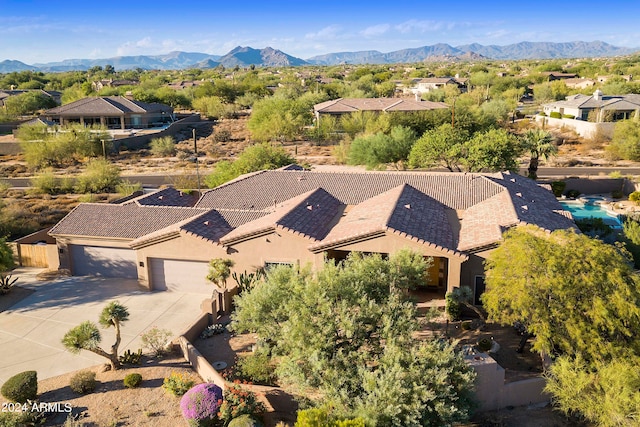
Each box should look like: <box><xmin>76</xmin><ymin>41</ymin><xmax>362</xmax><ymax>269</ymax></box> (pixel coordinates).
<box><xmin>408</xmin><ymin>124</ymin><xmax>468</xmax><ymax>171</ymax></box>
<box><xmin>607</xmin><ymin>119</ymin><xmax>640</xmax><ymax>161</ymax></box>
<box><xmin>545</xmin><ymin>356</ymin><xmax>640</xmax><ymax>427</ymax></box>
<box><xmin>348</xmin><ymin>126</ymin><xmax>416</xmax><ymax>170</ymax></box>
<box><xmin>482</xmin><ymin>225</ymin><xmax>640</xmax><ymax>363</ymax></box>
<box><xmin>62</xmin><ymin>301</ymin><xmax>129</xmax><ymax>370</ymax></box>
<box><xmin>75</xmin><ymin>158</ymin><xmax>122</xmax><ymax>193</ymax></box>
<box><xmin>204</xmin><ymin>142</ymin><xmax>295</xmax><ymax>188</ymax></box>
<box><xmin>206</xmin><ymin>258</ymin><xmax>234</xmax><ymax>291</ymax></box>
<box><xmin>463</xmin><ymin>128</ymin><xmax>522</xmax><ymax>172</ymax></box>
<box><xmin>232</xmin><ymin>250</ymin><xmax>475</xmax><ymax>426</ymax></box>
<box><xmin>0</xmin><ymin>237</ymin><xmax>15</xmax><ymax>272</ymax></box>
<box><xmin>3</xmin><ymin>91</ymin><xmax>57</xmax><ymax>116</ymax></box>
<box><xmin>520</xmin><ymin>129</ymin><xmax>557</xmax><ymax>179</ymax></box>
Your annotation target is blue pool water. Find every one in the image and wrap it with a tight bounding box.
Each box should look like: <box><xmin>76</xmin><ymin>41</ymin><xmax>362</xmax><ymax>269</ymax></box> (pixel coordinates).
<box><xmin>559</xmin><ymin>201</ymin><xmax>623</xmax><ymax>228</ymax></box>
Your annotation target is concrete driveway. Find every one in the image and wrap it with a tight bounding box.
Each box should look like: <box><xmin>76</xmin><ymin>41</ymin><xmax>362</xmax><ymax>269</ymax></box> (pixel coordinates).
<box><xmin>0</xmin><ymin>268</ymin><xmax>209</xmax><ymax>385</ymax></box>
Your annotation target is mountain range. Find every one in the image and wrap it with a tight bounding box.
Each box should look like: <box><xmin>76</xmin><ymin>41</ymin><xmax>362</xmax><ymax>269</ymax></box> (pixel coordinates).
<box><xmin>0</xmin><ymin>41</ymin><xmax>637</xmax><ymax>73</ymax></box>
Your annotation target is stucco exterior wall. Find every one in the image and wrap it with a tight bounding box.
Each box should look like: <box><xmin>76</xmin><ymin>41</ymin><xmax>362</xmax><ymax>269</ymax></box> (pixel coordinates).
<box><xmin>535</xmin><ymin>115</ymin><xmax>615</xmax><ymax>139</ymax></box>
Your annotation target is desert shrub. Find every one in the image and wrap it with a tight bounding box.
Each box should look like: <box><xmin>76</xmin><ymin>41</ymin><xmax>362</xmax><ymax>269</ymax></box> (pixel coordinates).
<box><xmin>629</xmin><ymin>191</ymin><xmax>640</xmax><ymax>205</ymax></box>
<box><xmin>75</xmin><ymin>158</ymin><xmax>122</xmax><ymax>193</ymax></box>
<box><xmin>549</xmin><ymin>111</ymin><xmax>562</xmax><ymax>119</ymax></box>
<box><xmin>477</xmin><ymin>337</ymin><xmax>492</xmax><ymax>352</ymax></box>
<box><xmin>550</xmin><ymin>181</ymin><xmax>566</xmax><ymax>197</ymax></box>
<box><xmin>611</xmin><ymin>189</ymin><xmax>624</xmax><ymax>199</ymax></box>
<box><xmin>69</xmin><ymin>370</ymin><xmax>96</xmax><ymax>394</ymax></box>
<box><xmin>163</xmin><ymin>371</ymin><xmax>195</xmax><ymax>396</ymax></box>
<box><xmin>445</xmin><ymin>291</ymin><xmax>462</xmax><ymax>321</ymax></box>
<box><xmin>294</xmin><ymin>408</ymin><xmax>365</xmax><ymax>427</ymax></box>
<box><xmin>30</xmin><ymin>168</ymin><xmax>73</xmax><ymax>195</ymax></box>
<box><xmin>235</xmin><ymin>350</ymin><xmax>276</xmax><ymax>385</ymax></box>
<box><xmin>119</xmin><ymin>348</ymin><xmax>142</xmax><ymax>365</ymax></box>
<box><xmin>565</xmin><ymin>189</ymin><xmax>581</xmax><ymax>198</ymax></box>
<box><xmin>218</xmin><ymin>384</ymin><xmax>266</xmax><ymax>424</ymax></box>
<box><xmin>180</xmin><ymin>383</ymin><xmax>223</xmax><ymax>427</ymax></box>
<box><xmin>141</xmin><ymin>326</ymin><xmax>173</xmax><ymax>356</ymax></box>
<box><xmin>123</xmin><ymin>373</ymin><xmax>143</xmax><ymax>388</ymax></box>
<box><xmin>1</xmin><ymin>370</ymin><xmax>37</xmax><ymax>403</ymax></box>
<box><xmin>562</xmin><ymin>114</ymin><xmax>575</xmax><ymax>119</ymax></box>
<box><xmin>0</xmin><ymin>408</ymin><xmax>46</xmax><ymax>426</ymax></box>
<box><xmin>229</xmin><ymin>414</ymin><xmax>264</xmax><ymax>427</ymax></box>
<box><xmin>200</xmin><ymin>323</ymin><xmax>226</xmax><ymax>339</ymax></box>
<box><xmin>213</xmin><ymin>129</ymin><xmax>232</xmax><ymax>142</ymax></box>
<box><xmin>116</xmin><ymin>180</ymin><xmax>143</xmax><ymax>196</ymax></box>
<box><xmin>150</xmin><ymin>136</ymin><xmax>177</xmax><ymax>157</ymax></box>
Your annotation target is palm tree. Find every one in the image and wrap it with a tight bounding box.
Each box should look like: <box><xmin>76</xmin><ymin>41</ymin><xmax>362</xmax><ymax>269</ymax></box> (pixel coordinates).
<box><xmin>206</xmin><ymin>258</ymin><xmax>235</xmax><ymax>312</ymax></box>
<box><xmin>62</xmin><ymin>301</ymin><xmax>129</xmax><ymax>370</ymax></box>
<box><xmin>521</xmin><ymin>129</ymin><xmax>557</xmax><ymax>180</ymax></box>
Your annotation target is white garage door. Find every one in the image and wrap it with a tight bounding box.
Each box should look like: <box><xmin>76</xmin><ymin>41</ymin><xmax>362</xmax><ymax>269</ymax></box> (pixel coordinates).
<box><xmin>70</xmin><ymin>245</ymin><xmax>138</xmax><ymax>278</ymax></box>
<box><xmin>149</xmin><ymin>258</ymin><xmax>211</xmax><ymax>294</ymax></box>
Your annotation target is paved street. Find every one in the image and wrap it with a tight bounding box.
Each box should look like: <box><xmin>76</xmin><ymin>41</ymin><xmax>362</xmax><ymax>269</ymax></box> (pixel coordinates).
<box><xmin>0</xmin><ymin>268</ymin><xmax>207</xmax><ymax>384</ymax></box>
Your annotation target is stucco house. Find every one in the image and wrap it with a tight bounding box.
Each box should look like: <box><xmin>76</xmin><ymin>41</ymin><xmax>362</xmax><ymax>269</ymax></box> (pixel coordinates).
<box><xmin>48</xmin><ymin>169</ymin><xmax>575</xmax><ymax>310</ymax></box>
<box><xmin>313</xmin><ymin>97</ymin><xmax>449</xmax><ymax>124</ymax></box>
<box><xmin>404</xmin><ymin>77</ymin><xmax>468</xmax><ymax>96</ymax></box>
<box><xmin>41</xmin><ymin>96</ymin><xmax>174</xmax><ymax>130</ymax></box>
<box><xmin>542</xmin><ymin>90</ymin><xmax>640</xmax><ymax>122</ymax></box>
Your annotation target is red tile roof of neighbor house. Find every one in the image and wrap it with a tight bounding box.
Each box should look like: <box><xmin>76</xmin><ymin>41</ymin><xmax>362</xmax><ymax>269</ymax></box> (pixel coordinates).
<box><xmin>43</xmin><ymin>96</ymin><xmax>172</xmax><ymax>116</ymax></box>
<box><xmin>313</xmin><ymin>98</ymin><xmax>449</xmax><ymax>114</ymax></box>
<box><xmin>50</xmin><ymin>170</ymin><xmax>576</xmax><ymax>253</ymax></box>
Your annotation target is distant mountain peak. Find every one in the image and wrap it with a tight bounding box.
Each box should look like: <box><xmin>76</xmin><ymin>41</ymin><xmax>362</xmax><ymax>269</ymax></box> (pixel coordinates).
<box><xmin>1</xmin><ymin>41</ymin><xmax>637</xmax><ymax>72</ymax></box>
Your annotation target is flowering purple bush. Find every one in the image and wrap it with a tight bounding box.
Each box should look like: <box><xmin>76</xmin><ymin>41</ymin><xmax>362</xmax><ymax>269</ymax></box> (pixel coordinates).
<box><xmin>180</xmin><ymin>383</ymin><xmax>224</xmax><ymax>427</ymax></box>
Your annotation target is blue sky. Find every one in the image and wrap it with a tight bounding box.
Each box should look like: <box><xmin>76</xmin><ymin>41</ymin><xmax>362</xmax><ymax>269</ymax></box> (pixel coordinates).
<box><xmin>2</xmin><ymin>0</ymin><xmax>640</xmax><ymax>64</ymax></box>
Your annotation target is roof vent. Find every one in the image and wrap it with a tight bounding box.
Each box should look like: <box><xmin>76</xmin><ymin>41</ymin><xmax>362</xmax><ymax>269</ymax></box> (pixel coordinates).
<box><xmin>516</xmin><ymin>192</ymin><xmax>523</xmax><ymax>197</ymax></box>
<box><xmin>307</xmin><ymin>205</ymin><xmax>313</xmax><ymax>211</ymax></box>
<box><xmin>204</xmin><ymin>221</ymin><xmax>210</xmax><ymax>226</ymax></box>
<box><xmin>521</xmin><ymin>205</ymin><xmax>528</xmax><ymax>211</ymax></box>
<box><xmin>404</xmin><ymin>204</ymin><xmax>411</xmax><ymax>209</ymax></box>
<box><xmin>158</xmin><ymin>195</ymin><xmax>164</xmax><ymax>200</ymax></box>
<box><xmin>594</xmin><ymin>89</ymin><xmax>603</xmax><ymax>101</ymax></box>
<box><xmin>297</xmin><ymin>176</ymin><xmax>306</xmax><ymax>181</ymax></box>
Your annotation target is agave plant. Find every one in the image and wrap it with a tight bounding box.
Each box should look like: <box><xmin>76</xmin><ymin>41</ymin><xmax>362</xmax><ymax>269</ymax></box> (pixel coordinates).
<box><xmin>0</xmin><ymin>274</ymin><xmax>18</xmax><ymax>295</ymax></box>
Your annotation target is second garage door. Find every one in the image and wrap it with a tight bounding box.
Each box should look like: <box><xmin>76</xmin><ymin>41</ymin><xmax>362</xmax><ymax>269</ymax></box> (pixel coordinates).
<box><xmin>149</xmin><ymin>258</ymin><xmax>211</xmax><ymax>294</ymax></box>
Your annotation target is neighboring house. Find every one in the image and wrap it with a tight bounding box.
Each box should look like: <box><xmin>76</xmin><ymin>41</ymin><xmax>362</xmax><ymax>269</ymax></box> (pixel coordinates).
<box><xmin>91</xmin><ymin>79</ymin><xmax>139</xmax><ymax>91</ymax></box>
<box><xmin>597</xmin><ymin>75</ymin><xmax>633</xmax><ymax>83</ymax></box>
<box><xmin>313</xmin><ymin>97</ymin><xmax>449</xmax><ymax>123</ymax></box>
<box><xmin>541</xmin><ymin>72</ymin><xmax>578</xmax><ymax>81</ymax></box>
<box><xmin>41</xmin><ymin>96</ymin><xmax>174</xmax><ymax>129</ymax></box>
<box><xmin>0</xmin><ymin>89</ymin><xmax>62</xmax><ymax>107</ymax></box>
<box><xmin>562</xmin><ymin>78</ymin><xmax>597</xmax><ymax>90</ymax></box>
<box><xmin>167</xmin><ymin>80</ymin><xmax>206</xmax><ymax>90</ymax></box>
<box><xmin>542</xmin><ymin>90</ymin><xmax>640</xmax><ymax>121</ymax></box>
<box><xmin>404</xmin><ymin>77</ymin><xmax>467</xmax><ymax>95</ymax></box>
<box><xmin>49</xmin><ymin>170</ymin><xmax>575</xmax><ymax>309</ymax></box>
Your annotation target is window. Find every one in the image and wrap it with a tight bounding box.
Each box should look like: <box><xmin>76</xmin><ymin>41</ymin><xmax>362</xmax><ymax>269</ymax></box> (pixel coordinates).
<box><xmin>264</xmin><ymin>261</ymin><xmax>293</xmax><ymax>271</ymax></box>
<box><xmin>474</xmin><ymin>276</ymin><xmax>486</xmax><ymax>305</ymax></box>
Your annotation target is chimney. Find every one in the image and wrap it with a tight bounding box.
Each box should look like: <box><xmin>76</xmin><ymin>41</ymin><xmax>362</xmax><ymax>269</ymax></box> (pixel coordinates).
<box><xmin>593</xmin><ymin>89</ymin><xmax>603</xmax><ymax>101</ymax></box>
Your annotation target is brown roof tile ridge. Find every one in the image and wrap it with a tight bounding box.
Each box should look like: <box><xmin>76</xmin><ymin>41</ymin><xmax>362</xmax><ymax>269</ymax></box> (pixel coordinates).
<box><xmin>220</xmin><ymin>188</ymin><xmax>328</xmax><ymax>245</ymax></box>
<box><xmin>129</xmin><ymin>208</ymin><xmax>217</xmax><ymax>248</ymax></box>
<box><xmin>382</xmin><ymin>99</ymin><xmax>404</xmax><ymax>111</ymax></box>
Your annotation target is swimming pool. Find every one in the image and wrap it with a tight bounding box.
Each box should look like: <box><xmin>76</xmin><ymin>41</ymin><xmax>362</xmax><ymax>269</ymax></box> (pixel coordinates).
<box><xmin>559</xmin><ymin>200</ymin><xmax>623</xmax><ymax>228</ymax></box>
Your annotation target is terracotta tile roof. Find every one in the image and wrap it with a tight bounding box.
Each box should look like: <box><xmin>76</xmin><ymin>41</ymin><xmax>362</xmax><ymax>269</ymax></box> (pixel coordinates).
<box><xmin>310</xmin><ymin>184</ymin><xmax>463</xmax><ymax>257</ymax></box>
<box><xmin>220</xmin><ymin>188</ymin><xmax>342</xmax><ymax>244</ymax></box>
<box><xmin>313</xmin><ymin>97</ymin><xmax>449</xmax><ymax>114</ymax></box>
<box><xmin>126</xmin><ymin>187</ymin><xmax>199</xmax><ymax>207</ymax></box>
<box><xmin>49</xmin><ymin>203</ymin><xmax>207</xmax><ymax>239</ymax></box>
<box><xmin>44</xmin><ymin>96</ymin><xmax>172</xmax><ymax>116</ymax></box>
<box><xmin>458</xmin><ymin>173</ymin><xmax>577</xmax><ymax>250</ymax></box>
<box><xmin>196</xmin><ymin>170</ymin><xmax>504</xmax><ymax>211</ymax></box>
